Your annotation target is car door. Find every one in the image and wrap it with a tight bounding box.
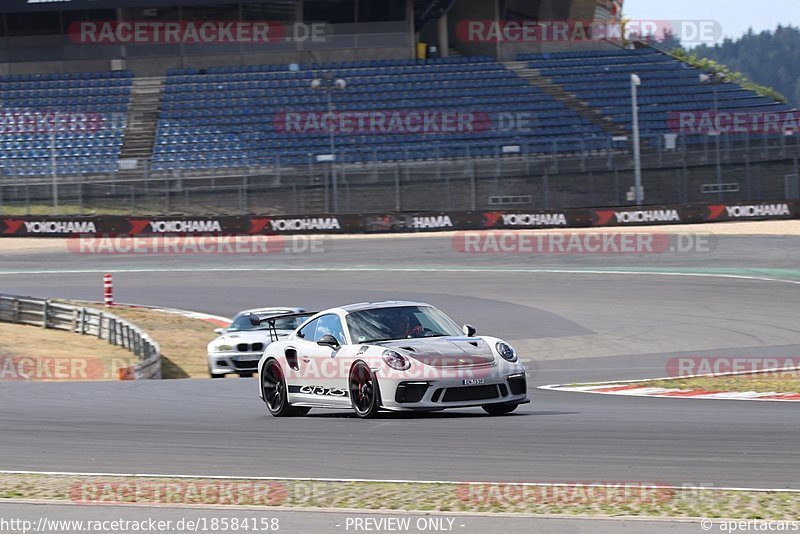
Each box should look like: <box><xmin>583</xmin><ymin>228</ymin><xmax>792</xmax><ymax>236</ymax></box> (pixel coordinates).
<box><xmin>293</xmin><ymin>314</ymin><xmax>350</xmax><ymax>406</ymax></box>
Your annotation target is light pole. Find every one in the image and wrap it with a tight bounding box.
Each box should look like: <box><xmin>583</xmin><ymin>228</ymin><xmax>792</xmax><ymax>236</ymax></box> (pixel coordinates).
<box><xmin>631</xmin><ymin>73</ymin><xmax>643</xmax><ymax>206</ymax></box>
<box><xmin>700</xmin><ymin>72</ymin><xmax>726</xmax><ymax>199</ymax></box>
<box><xmin>51</xmin><ymin>111</ymin><xmax>60</xmax><ymax>211</ymax></box>
<box><xmin>311</xmin><ymin>73</ymin><xmax>347</xmax><ymax>214</ymax></box>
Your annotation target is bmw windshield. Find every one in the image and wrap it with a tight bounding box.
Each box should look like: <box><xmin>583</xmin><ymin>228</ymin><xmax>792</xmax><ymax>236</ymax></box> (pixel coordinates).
<box><xmin>346</xmin><ymin>306</ymin><xmax>464</xmax><ymax>343</ymax></box>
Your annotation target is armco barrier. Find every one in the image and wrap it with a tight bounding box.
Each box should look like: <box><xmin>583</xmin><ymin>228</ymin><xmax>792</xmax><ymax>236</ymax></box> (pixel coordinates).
<box><xmin>0</xmin><ymin>201</ymin><xmax>796</xmax><ymax>237</ymax></box>
<box><xmin>0</xmin><ymin>294</ymin><xmax>161</xmax><ymax>379</ymax></box>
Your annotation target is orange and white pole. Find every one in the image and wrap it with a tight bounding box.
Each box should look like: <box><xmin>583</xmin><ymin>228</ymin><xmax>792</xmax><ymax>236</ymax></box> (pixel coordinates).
<box><xmin>103</xmin><ymin>274</ymin><xmax>114</xmax><ymax>307</ymax></box>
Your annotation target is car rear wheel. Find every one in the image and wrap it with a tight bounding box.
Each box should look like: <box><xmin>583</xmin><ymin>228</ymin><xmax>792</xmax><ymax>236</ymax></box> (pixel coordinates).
<box><xmin>482</xmin><ymin>403</ymin><xmax>518</xmax><ymax>416</ymax></box>
<box><xmin>349</xmin><ymin>362</ymin><xmax>380</xmax><ymax>419</ymax></box>
<box><xmin>262</xmin><ymin>361</ymin><xmax>309</xmax><ymax>417</ymax></box>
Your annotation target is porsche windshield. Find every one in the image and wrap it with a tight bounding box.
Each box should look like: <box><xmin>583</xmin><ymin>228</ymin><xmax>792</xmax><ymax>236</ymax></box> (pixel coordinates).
<box><xmin>346</xmin><ymin>306</ymin><xmax>463</xmax><ymax>343</ymax></box>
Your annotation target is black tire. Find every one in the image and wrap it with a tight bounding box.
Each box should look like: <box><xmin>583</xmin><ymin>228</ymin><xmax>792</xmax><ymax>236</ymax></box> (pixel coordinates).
<box><xmin>482</xmin><ymin>403</ymin><xmax>518</xmax><ymax>416</ymax></box>
<box><xmin>210</xmin><ymin>373</ymin><xmax>225</xmax><ymax>379</ymax></box>
<box><xmin>261</xmin><ymin>361</ymin><xmax>310</xmax><ymax>417</ymax></box>
<box><xmin>239</xmin><ymin>372</ymin><xmax>254</xmax><ymax>378</ymax></box>
<box><xmin>349</xmin><ymin>362</ymin><xmax>381</xmax><ymax>419</ymax></box>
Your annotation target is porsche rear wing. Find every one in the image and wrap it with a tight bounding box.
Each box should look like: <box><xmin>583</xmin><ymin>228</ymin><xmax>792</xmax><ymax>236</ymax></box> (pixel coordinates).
<box><xmin>248</xmin><ymin>311</ymin><xmax>318</xmax><ymax>342</ymax></box>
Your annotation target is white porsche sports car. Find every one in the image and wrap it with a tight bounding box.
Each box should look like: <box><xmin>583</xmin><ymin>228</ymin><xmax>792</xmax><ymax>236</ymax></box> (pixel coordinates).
<box><xmin>207</xmin><ymin>307</ymin><xmax>306</xmax><ymax>378</ymax></box>
<box><xmin>255</xmin><ymin>301</ymin><xmax>528</xmax><ymax>418</ymax></box>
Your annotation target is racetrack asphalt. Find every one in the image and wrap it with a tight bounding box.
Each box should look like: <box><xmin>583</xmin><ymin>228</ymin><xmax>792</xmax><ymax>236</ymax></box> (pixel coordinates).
<box><xmin>0</xmin><ymin>233</ymin><xmax>799</xmax><ymax>489</ymax></box>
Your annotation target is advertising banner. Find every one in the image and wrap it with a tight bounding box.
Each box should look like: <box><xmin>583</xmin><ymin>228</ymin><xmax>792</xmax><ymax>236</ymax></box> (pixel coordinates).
<box><xmin>0</xmin><ymin>201</ymin><xmax>797</xmax><ymax>237</ymax></box>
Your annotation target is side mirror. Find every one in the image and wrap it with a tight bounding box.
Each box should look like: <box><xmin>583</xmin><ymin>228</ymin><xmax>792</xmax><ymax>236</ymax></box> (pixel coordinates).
<box><xmin>463</xmin><ymin>324</ymin><xmax>477</xmax><ymax>337</ymax></box>
<box><xmin>317</xmin><ymin>334</ymin><xmax>340</xmax><ymax>349</ymax></box>
<box><xmin>248</xmin><ymin>313</ymin><xmax>261</xmax><ymax>327</ymax></box>
<box><xmin>213</xmin><ymin>328</ymin><xmax>224</xmax><ymax>335</ymax></box>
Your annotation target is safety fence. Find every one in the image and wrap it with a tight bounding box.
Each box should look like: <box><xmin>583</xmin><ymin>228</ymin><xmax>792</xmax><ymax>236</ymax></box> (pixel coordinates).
<box><xmin>0</xmin><ymin>294</ymin><xmax>161</xmax><ymax>379</ymax></box>
<box><xmin>0</xmin><ymin>132</ymin><xmax>798</xmax><ymax>217</ymax></box>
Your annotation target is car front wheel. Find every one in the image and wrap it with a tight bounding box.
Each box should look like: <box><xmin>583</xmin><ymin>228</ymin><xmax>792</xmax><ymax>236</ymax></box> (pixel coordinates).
<box><xmin>349</xmin><ymin>362</ymin><xmax>381</xmax><ymax>419</ymax></box>
<box><xmin>262</xmin><ymin>361</ymin><xmax>309</xmax><ymax>417</ymax></box>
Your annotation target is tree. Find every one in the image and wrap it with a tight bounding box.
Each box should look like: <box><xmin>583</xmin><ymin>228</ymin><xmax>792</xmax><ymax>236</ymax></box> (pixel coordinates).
<box><xmin>688</xmin><ymin>26</ymin><xmax>800</xmax><ymax>106</ymax></box>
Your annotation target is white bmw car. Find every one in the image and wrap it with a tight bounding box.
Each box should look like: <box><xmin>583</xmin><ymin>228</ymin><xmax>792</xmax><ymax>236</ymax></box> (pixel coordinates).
<box><xmin>255</xmin><ymin>301</ymin><xmax>528</xmax><ymax>418</ymax></box>
<box><xmin>207</xmin><ymin>307</ymin><xmax>306</xmax><ymax>378</ymax></box>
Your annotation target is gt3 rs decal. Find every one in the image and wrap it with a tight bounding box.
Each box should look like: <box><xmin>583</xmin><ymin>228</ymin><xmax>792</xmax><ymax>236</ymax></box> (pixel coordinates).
<box><xmin>289</xmin><ymin>385</ymin><xmax>348</xmax><ymax>397</ymax></box>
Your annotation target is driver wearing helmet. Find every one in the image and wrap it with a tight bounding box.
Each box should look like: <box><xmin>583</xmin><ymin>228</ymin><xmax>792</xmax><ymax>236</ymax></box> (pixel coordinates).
<box><xmin>389</xmin><ymin>309</ymin><xmax>424</xmax><ymax>339</ymax></box>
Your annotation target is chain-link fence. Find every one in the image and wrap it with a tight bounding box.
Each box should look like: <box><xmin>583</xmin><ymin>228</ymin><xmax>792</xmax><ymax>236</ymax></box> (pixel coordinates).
<box><xmin>1</xmin><ymin>134</ymin><xmax>798</xmax><ymax>216</ymax></box>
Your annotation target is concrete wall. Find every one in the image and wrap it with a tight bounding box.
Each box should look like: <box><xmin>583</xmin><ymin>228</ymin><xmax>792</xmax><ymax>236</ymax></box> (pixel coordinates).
<box><xmin>448</xmin><ymin>0</ymin><xmax>500</xmax><ymax>58</ymax></box>
<box><xmin>0</xmin><ymin>21</ymin><xmax>412</xmax><ymax>76</ymax></box>
<box><xmin>447</xmin><ymin>0</ymin><xmax>620</xmax><ymax>60</ymax></box>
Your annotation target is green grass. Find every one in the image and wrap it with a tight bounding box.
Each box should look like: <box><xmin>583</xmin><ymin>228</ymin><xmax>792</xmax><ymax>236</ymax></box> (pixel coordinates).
<box><xmin>0</xmin><ymin>204</ymin><xmax>137</xmax><ymax>216</ymax></box>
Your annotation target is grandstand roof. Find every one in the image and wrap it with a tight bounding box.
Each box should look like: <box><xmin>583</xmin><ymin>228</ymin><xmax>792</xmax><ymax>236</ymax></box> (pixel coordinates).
<box><xmin>1</xmin><ymin>0</ymin><xmax>290</xmax><ymax>13</ymax></box>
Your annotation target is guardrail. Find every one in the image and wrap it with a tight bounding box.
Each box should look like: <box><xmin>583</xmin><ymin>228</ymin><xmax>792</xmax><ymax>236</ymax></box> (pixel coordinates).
<box><xmin>0</xmin><ymin>294</ymin><xmax>161</xmax><ymax>379</ymax></box>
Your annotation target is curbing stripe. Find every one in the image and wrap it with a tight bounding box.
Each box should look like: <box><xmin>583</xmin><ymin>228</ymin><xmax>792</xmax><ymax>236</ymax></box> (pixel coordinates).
<box><xmin>124</xmin><ymin>304</ymin><xmax>232</xmax><ymax>327</ymax></box>
<box><xmin>76</xmin><ymin>300</ymin><xmax>232</xmax><ymax>327</ymax></box>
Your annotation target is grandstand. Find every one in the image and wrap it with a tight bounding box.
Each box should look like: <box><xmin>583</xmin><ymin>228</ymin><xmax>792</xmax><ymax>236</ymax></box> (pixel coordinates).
<box><xmin>0</xmin><ymin>71</ymin><xmax>132</xmax><ymax>177</ymax></box>
<box><xmin>152</xmin><ymin>57</ymin><xmax>607</xmax><ymax>171</ymax></box>
<box><xmin>522</xmin><ymin>48</ymin><xmax>795</xmax><ymax>136</ymax></box>
<box><xmin>0</xmin><ymin>0</ymin><xmax>797</xmax><ymax>212</ymax></box>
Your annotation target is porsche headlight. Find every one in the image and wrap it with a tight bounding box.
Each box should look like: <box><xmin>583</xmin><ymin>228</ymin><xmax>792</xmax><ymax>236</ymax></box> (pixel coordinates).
<box><xmin>382</xmin><ymin>350</ymin><xmax>411</xmax><ymax>371</ymax></box>
<box><xmin>496</xmin><ymin>341</ymin><xmax>518</xmax><ymax>362</ymax></box>
<box><xmin>213</xmin><ymin>344</ymin><xmax>235</xmax><ymax>353</ymax></box>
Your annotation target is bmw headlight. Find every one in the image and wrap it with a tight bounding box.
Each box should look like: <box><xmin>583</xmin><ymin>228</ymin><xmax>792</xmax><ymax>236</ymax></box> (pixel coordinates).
<box><xmin>496</xmin><ymin>341</ymin><xmax>518</xmax><ymax>362</ymax></box>
<box><xmin>382</xmin><ymin>350</ymin><xmax>411</xmax><ymax>371</ymax></box>
<box><xmin>213</xmin><ymin>344</ymin><xmax>234</xmax><ymax>353</ymax></box>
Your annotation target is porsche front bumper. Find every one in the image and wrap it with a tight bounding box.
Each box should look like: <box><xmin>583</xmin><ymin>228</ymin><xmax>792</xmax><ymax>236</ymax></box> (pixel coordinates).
<box><xmin>376</xmin><ymin>371</ymin><xmax>528</xmax><ymax>411</ymax></box>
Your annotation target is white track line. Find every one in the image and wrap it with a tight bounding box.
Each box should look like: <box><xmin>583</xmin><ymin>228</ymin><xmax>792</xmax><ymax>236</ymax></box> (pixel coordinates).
<box><xmin>0</xmin><ymin>267</ymin><xmax>798</xmax><ymax>286</ymax></box>
<box><xmin>1</xmin><ymin>470</ymin><xmax>799</xmax><ymax>493</ymax></box>
<box><xmin>540</xmin><ymin>365</ymin><xmax>800</xmax><ymax>402</ymax></box>
<box><xmin>542</xmin><ymin>364</ymin><xmax>800</xmax><ymax>387</ymax></box>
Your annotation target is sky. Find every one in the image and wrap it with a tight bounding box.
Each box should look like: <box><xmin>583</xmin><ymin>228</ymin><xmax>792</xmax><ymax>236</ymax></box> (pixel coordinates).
<box><xmin>624</xmin><ymin>0</ymin><xmax>800</xmax><ymax>46</ymax></box>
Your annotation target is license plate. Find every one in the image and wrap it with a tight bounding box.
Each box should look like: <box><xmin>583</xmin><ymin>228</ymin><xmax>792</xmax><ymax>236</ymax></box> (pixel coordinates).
<box><xmin>462</xmin><ymin>379</ymin><xmax>485</xmax><ymax>386</ymax></box>
<box><xmin>233</xmin><ymin>356</ymin><xmax>259</xmax><ymax>363</ymax></box>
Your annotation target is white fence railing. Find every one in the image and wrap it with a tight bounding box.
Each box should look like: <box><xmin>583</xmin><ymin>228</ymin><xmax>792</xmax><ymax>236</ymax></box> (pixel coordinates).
<box><xmin>0</xmin><ymin>294</ymin><xmax>161</xmax><ymax>379</ymax></box>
